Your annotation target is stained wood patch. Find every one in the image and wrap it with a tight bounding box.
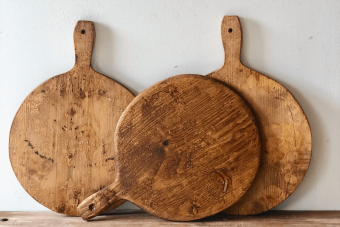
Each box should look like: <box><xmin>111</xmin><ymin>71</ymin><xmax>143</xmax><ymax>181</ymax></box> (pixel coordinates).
<box><xmin>9</xmin><ymin>21</ymin><xmax>134</xmax><ymax>216</ymax></box>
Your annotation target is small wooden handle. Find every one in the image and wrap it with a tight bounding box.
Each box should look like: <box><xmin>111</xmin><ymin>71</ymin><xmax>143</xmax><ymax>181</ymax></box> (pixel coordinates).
<box><xmin>73</xmin><ymin>21</ymin><xmax>95</xmax><ymax>66</ymax></box>
<box><xmin>77</xmin><ymin>182</ymin><xmax>122</xmax><ymax>220</ymax></box>
<box><xmin>221</xmin><ymin>16</ymin><xmax>242</xmax><ymax>67</ymax></box>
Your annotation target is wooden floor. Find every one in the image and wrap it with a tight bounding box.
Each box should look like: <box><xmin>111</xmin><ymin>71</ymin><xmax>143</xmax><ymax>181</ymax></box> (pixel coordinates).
<box><xmin>1</xmin><ymin>210</ymin><xmax>340</xmax><ymax>226</ymax></box>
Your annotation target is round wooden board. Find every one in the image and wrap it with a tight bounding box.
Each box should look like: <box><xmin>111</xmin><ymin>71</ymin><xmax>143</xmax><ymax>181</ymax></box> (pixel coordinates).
<box><xmin>9</xmin><ymin>21</ymin><xmax>134</xmax><ymax>216</ymax></box>
<box><xmin>208</xmin><ymin>16</ymin><xmax>312</xmax><ymax>215</ymax></box>
<box><xmin>78</xmin><ymin>74</ymin><xmax>261</xmax><ymax>221</ymax></box>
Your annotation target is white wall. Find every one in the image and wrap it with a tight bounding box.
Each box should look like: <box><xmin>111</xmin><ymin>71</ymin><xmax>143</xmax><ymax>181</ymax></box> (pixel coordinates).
<box><xmin>1</xmin><ymin>0</ymin><xmax>339</xmax><ymax>211</ymax></box>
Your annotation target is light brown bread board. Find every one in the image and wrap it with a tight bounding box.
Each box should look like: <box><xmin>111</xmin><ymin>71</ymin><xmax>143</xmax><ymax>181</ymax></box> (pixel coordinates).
<box><xmin>78</xmin><ymin>74</ymin><xmax>261</xmax><ymax>221</ymax></box>
<box><xmin>9</xmin><ymin>21</ymin><xmax>134</xmax><ymax>216</ymax></box>
<box><xmin>208</xmin><ymin>16</ymin><xmax>312</xmax><ymax>215</ymax></box>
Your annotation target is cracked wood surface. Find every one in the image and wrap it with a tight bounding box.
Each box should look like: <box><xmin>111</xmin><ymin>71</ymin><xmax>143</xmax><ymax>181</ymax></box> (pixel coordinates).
<box><xmin>1</xmin><ymin>211</ymin><xmax>340</xmax><ymax>227</ymax></box>
<box><xmin>208</xmin><ymin>16</ymin><xmax>312</xmax><ymax>215</ymax></box>
<box><xmin>78</xmin><ymin>74</ymin><xmax>261</xmax><ymax>221</ymax></box>
<box><xmin>9</xmin><ymin>21</ymin><xmax>134</xmax><ymax>216</ymax></box>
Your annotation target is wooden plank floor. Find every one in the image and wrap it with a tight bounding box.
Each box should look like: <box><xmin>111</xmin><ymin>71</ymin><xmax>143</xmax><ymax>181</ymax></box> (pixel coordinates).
<box><xmin>1</xmin><ymin>210</ymin><xmax>340</xmax><ymax>226</ymax></box>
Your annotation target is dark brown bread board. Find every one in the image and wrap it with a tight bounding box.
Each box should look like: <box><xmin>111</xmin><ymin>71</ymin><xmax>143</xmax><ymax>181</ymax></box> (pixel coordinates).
<box><xmin>208</xmin><ymin>16</ymin><xmax>312</xmax><ymax>215</ymax></box>
<box><xmin>9</xmin><ymin>21</ymin><xmax>134</xmax><ymax>216</ymax></box>
<box><xmin>78</xmin><ymin>74</ymin><xmax>261</xmax><ymax>221</ymax></box>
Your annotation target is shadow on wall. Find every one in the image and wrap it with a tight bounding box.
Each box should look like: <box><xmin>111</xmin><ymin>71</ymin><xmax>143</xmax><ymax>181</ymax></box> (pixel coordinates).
<box><xmin>238</xmin><ymin>17</ymin><xmax>328</xmax><ymax>209</ymax></box>
<box><xmin>91</xmin><ymin>22</ymin><xmax>139</xmax><ymax>96</ymax></box>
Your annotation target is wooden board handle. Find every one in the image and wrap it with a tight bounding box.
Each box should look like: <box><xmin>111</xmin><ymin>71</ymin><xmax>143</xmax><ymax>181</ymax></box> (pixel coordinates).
<box><xmin>73</xmin><ymin>21</ymin><xmax>95</xmax><ymax>66</ymax></box>
<box><xmin>221</xmin><ymin>16</ymin><xmax>242</xmax><ymax>67</ymax></box>
<box><xmin>77</xmin><ymin>182</ymin><xmax>122</xmax><ymax>220</ymax></box>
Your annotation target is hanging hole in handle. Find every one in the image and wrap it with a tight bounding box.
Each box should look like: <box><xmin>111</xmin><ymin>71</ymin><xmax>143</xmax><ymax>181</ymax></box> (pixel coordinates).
<box><xmin>81</xmin><ymin>30</ymin><xmax>86</xmax><ymax>34</ymax></box>
<box><xmin>228</xmin><ymin>28</ymin><xmax>233</xmax><ymax>33</ymax></box>
<box><xmin>89</xmin><ymin>204</ymin><xmax>95</xmax><ymax>211</ymax></box>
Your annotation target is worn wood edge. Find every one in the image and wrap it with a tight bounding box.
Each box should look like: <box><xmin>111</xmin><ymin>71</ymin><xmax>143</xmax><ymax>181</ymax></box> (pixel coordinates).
<box><xmin>78</xmin><ymin>181</ymin><xmax>125</xmax><ymax>220</ymax></box>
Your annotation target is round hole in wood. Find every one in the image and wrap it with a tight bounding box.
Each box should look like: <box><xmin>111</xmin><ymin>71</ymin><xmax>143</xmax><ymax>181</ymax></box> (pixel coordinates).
<box><xmin>162</xmin><ymin>140</ymin><xmax>169</xmax><ymax>146</ymax></box>
<box><xmin>89</xmin><ymin>204</ymin><xmax>95</xmax><ymax>211</ymax></box>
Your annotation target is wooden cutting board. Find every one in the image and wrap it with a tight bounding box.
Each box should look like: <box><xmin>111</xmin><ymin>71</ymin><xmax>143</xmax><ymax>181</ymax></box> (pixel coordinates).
<box><xmin>9</xmin><ymin>21</ymin><xmax>134</xmax><ymax>216</ymax></box>
<box><xmin>78</xmin><ymin>74</ymin><xmax>261</xmax><ymax>221</ymax></box>
<box><xmin>208</xmin><ymin>16</ymin><xmax>312</xmax><ymax>215</ymax></box>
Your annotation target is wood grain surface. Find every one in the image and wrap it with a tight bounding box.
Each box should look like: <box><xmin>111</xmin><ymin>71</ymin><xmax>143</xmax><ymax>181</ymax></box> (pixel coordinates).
<box><xmin>9</xmin><ymin>21</ymin><xmax>134</xmax><ymax>216</ymax></box>
<box><xmin>208</xmin><ymin>16</ymin><xmax>312</xmax><ymax>215</ymax></box>
<box><xmin>78</xmin><ymin>74</ymin><xmax>261</xmax><ymax>221</ymax></box>
<box><xmin>2</xmin><ymin>211</ymin><xmax>340</xmax><ymax>227</ymax></box>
